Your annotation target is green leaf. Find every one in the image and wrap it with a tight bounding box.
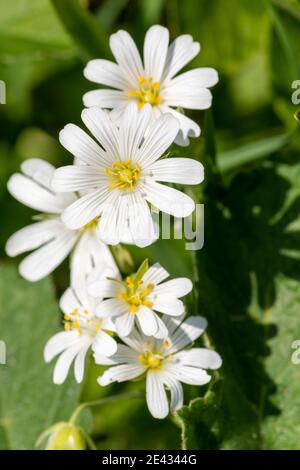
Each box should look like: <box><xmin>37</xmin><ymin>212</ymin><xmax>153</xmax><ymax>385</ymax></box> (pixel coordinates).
<box><xmin>51</xmin><ymin>0</ymin><xmax>109</xmax><ymax>60</ymax></box>
<box><xmin>176</xmin><ymin>386</ymin><xmax>223</xmax><ymax>450</ymax></box>
<box><xmin>0</xmin><ymin>0</ymin><xmax>75</xmax><ymax>117</ymax></box>
<box><xmin>0</xmin><ymin>264</ymin><xmax>80</xmax><ymax>450</ymax></box>
<box><xmin>182</xmin><ymin>152</ymin><xmax>300</xmax><ymax>449</ymax></box>
<box><xmin>217</xmin><ymin>133</ymin><xmax>292</xmax><ymax>174</ymax></box>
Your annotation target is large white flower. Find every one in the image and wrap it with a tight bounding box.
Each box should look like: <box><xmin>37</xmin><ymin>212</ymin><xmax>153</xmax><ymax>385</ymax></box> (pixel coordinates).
<box><xmin>44</xmin><ymin>269</ymin><xmax>118</xmax><ymax>384</ymax></box>
<box><xmin>83</xmin><ymin>25</ymin><xmax>218</xmax><ymax>146</ymax></box>
<box><xmin>52</xmin><ymin>103</ymin><xmax>204</xmax><ymax>248</ymax></box>
<box><xmin>95</xmin><ymin>314</ymin><xmax>222</xmax><ymax>419</ymax></box>
<box><xmin>89</xmin><ymin>261</ymin><xmax>192</xmax><ymax>339</ymax></box>
<box><xmin>5</xmin><ymin>158</ymin><xmax>117</xmax><ymax>283</ymax></box>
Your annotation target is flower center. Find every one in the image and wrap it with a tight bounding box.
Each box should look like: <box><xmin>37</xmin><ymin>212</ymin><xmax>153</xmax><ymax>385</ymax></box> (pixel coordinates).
<box><xmin>138</xmin><ymin>350</ymin><xmax>164</xmax><ymax>369</ymax></box>
<box><xmin>127</xmin><ymin>76</ymin><xmax>161</xmax><ymax>108</ymax></box>
<box><xmin>118</xmin><ymin>276</ymin><xmax>154</xmax><ymax>313</ymax></box>
<box><xmin>64</xmin><ymin>308</ymin><xmax>102</xmax><ymax>335</ymax></box>
<box><xmin>105</xmin><ymin>160</ymin><xmax>141</xmax><ymax>191</ymax></box>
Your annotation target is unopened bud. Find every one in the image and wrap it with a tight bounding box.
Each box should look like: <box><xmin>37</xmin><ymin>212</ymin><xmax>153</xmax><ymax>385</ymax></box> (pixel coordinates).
<box><xmin>111</xmin><ymin>244</ymin><xmax>134</xmax><ymax>274</ymax></box>
<box><xmin>37</xmin><ymin>422</ymin><xmax>86</xmax><ymax>450</ymax></box>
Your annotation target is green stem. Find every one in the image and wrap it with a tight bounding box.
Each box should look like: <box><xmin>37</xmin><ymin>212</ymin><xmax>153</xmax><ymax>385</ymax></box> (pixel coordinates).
<box><xmin>69</xmin><ymin>391</ymin><xmax>142</xmax><ymax>425</ymax></box>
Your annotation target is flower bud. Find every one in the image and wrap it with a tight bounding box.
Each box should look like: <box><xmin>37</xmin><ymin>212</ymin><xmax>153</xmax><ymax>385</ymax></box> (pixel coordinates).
<box><xmin>111</xmin><ymin>244</ymin><xmax>134</xmax><ymax>274</ymax></box>
<box><xmin>38</xmin><ymin>422</ymin><xmax>86</xmax><ymax>450</ymax></box>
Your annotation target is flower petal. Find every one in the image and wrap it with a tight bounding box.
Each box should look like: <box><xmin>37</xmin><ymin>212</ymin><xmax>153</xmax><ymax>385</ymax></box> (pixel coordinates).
<box><xmin>83</xmin><ymin>89</ymin><xmax>128</xmax><ymax>109</ymax></box>
<box><xmin>81</xmin><ymin>107</ymin><xmax>120</xmax><ymax>161</ymax></box>
<box><xmin>175</xmin><ymin>348</ymin><xmax>222</xmax><ymax>370</ymax></box>
<box><xmin>159</xmin><ymin>105</ymin><xmax>200</xmax><ymax>144</ymax></box>
<box><xmin>166</xmin><ymin>68</ymin><xmax>218</xmax><ymax>92</ymax></box>
<box><xmin>115</xmin><ymin>312</ymin><xmax>135</xmax><ymax>336</ymax></box>
<box><xmin>144</xmin><ymin>25</ymin><xmax>169</xmax><ymax>82</ymax></box>
<box><xmin>53</xmin><ymin>340</ymin><xmax>87</xmax><ymax>384</ymax></box>
<box><xmin>98</xmin><ymin>363</ymin><xmax>144</xmax><ymax>386</ymax></box>
<box><xmin>142</xmin><ymin>262</ymin><xmax>169</xmax><ymax>285</ymax></box>
<box><xmin>98</xmin><ymin>192</ymin><xmax>157</xmax><ymax>248</ymax></box>
<box><xmin>88</xmin><ymin>278</ymin><xmax>123</xmax><ymax>299</ymax></box>
<box><xmin>93</xmin><ymin>330</ymin><xmax>118</xmax><ymax>357</ymax></box>
<box><xmin>142</xmin><ymin>180</ymin><xmax>195</xmax><ymax>217</ymax></box>
<box><xmin>165</xmin><ymin>363</ymin><xmax>211</xmax><ymax>386</ymax></box>
<box><xmin>83</xmin><ymin>59</ymin><xmax>131</xmax><ymax>89</ymax></box>
<box><xmin>146</xmin><ymin>371</ymin><xmax>169</xmax><ymax>419</ymax></box>
<box><xmin>62</xmin><ymin>188</ymin><xmax>113</xmax><ymax>230</ymax></box>
<box><xmin>52</xmin><ymin>165</ymin><xmax>106</xmax><ymax>193</ymax></box>
<box><xmin>7</xmin><ymin>173</ymin><xmax>64</xmax><ymax>214</ymax></box>
<box><xmin>5</xmin><ymin>219</ymin><xmax>63</xmax><ymax>257</ymax></box>
<box><xmin>154</xmin><ymin>278</ymin><xmax>193</xmax><ymax>298</ymax></box>
<box><xmin>19</xmin><ymin>230</ymin><xmax>77</xmax><ymax>281</ymax></box>
<box><xmin>119</xmin><ymin>102</ymin><xmax>152</xmax><ymax>162</ymax></box>
<box><xmin>109</xmin><ymin>29</ymin><xmax>144</xmax><ymax>87</ymax></box>
<box><xmin>162</xmin><ymin>374</ymin><xmax>183</xmax><ymax>412</ymax></box>
<box><xmin>136</xmin><ymin>113</ymin><xmax>179</xmax><ymax>168</ymax></box>
<box><xmin>94</xmin><ymin>343</ymin><xmax>139</xmax><ymax>366</ymax></box>
<box><xmin>59</xmin><ymin>287</ymin><xmax>81</xmax><ymax>315</ymax></box>
<box><xmin>163</xmin><ymin>85</ymin><xmax>212</xmax><ymax>110</ymax></box>
<box><xmin>168</xmin><ymin>316</ymin><xmax>208</xmax><ymax>354</ymax></box>
<box><xmin>44</xmin><ymin>331</ymin><xmax>80</xmax><ymax>362</ymax></box>
<box><xmin>59</xmin><ymin>123</ymin><xmax>109</xmax><ymax>166</ymax></box>
<box><xmin>149</xmin><ymin>158</ymin><xmax>204</xmax><ymax>185</ymax></box>
<box><xmin>71</xmin><ymin>230</ymin><xmax>119</xmax><ymax>296</ymax></box>
<box><xmin>97</xmin><ymin>298</ymin><xmax>128</xmax><ymax>318</ymax></box>
<box><xmin>162</xmin><ymin>34</ymin><xmax>200</xmax><ymax>82</ymax></box>
<box><xmin>137</xmin><ymin>306</ymin><xmax>158</xmax><ymax>336</ymax></box>
<box><xmin>74</xmin><ymin>340</ymin><xmax>91</xmax><ymax>382</ymax></box>
<box><xmin>152</xmin><ymin>296</ymin><xmax>185</xmax><ymax>316</ymax></box>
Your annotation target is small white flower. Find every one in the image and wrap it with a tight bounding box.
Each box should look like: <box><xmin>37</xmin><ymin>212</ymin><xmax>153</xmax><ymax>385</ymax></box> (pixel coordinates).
<box><xmin>52</xmin><ymin>103</ymin><xmax>204</xmax><ymax>247</ymax></box>
<box><xmin>95</xmin><ymin>314</ymin><xmax>222</xmax><ymax>419</ymax></box>
<box><xmin>83</xmin><ymin>25</ymin><xmax>218</xmax><ymax>146</ymax></box>
<box><xmin>44</xmin><ymin>273</ymin><xmax>118</xmax><ymax>384</ymax></box>
<box><xmin>5</xmin><ymin>158</ymin><xmax>118</xmax><ymax>283</ymax></box>
<box><xmin>88</xmin><ymin>261</ymin><xmax>192</xmax><ymax>339</ymax></box>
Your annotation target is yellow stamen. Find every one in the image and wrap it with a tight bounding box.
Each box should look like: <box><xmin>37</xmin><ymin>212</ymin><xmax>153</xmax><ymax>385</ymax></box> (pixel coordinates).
<box><xmin>105</xmin><ymin>160</ymin><xmax>141</xmax><ymax>191</ymax></box>
<box><xmin>119</xmin><ymin>279</ymin><xmax>154</xmax><ymax>314</ymax></box>
<box><xmin>139</xmin><ymin>351</ymin><xmax>163</xmax><ymax>369</ymax></box>
<box><xmin>127</xmin><ymin>76</ymin><xmax>161</xmax><ymax>109</ymax></box>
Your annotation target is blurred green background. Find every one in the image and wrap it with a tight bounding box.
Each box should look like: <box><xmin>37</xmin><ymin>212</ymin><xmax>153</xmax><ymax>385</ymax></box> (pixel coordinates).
<box><xmin>1</xmin><ymin>0</ymin><xmax>300</xmax><ymax>450</ymax></box>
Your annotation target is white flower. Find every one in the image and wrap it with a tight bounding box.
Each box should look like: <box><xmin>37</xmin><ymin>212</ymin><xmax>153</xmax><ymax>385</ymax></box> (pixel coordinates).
<box><xmin>89</xmin><ymin>261</ymin><xmax>192</xmax><ymax>339</ymax></box>
<box><xmin>95</xmin><ymin>314</ymin><xmax>222</xmax><ymax>419</ymax></box>
<box><xmin>52</xmin><ymin>103</ymin><xmax>204</xmax><ymax>247</ymax></box>
<box><xmin>83</xmin><ymin>25</ymin><xmax>218</xmax><ymax>146</ymax></box>
<box><xmin>5</xmin><ymin>158</ymin><xmax>118</xmax><ymax>283</ymax></box>
<box><xmin>44</xmin><ymin>271</ymin><xmax>118</xmax><ymax>384</ymax></box>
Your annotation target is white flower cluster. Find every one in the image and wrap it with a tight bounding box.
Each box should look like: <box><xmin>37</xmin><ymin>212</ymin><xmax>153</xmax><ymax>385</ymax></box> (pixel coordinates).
<box><xmin>5</xmin><ymin>25</ymin><xmax>221</xmax><ymax>419</ymax></box>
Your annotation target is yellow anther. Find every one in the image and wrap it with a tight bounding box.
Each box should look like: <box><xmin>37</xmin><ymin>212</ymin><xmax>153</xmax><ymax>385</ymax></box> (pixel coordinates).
<box><xmin>119</xmin><ymin>276</ymin><xmax>154</xmax><ymax>314</ymax></box>
<box><xmin>105</xmin><ymin>160</ymin><xmax>141</xmax><ymax>191</ymax></box>
<box><xmin>163</xmin><ymin>340</ymin><xmax>169</xmax><ymax>348</ymax></box>
<box><xmin>64</xmin><ymin>322</ymin><xmax>71</xmax><ymax>331</ymax></box>
<box><xmin>83</xmin><ymin>310</ymin><xmax>89</xmax><ymax>315</ymax></box>
<box><xmin>142</xmin><ymin>300</ymin><xmax>153</xmax><ymax>308</ymax></box>
<box><xmin>129</xmin><ymin>305</ymin><xmax>138</xmax><ymax>313</ymax></box>
<box><xmin>127</xmin><ymin>77</ymin><xmax>161</xmax><ymax>108</ymax></box>
<box><xmin>64</xmin><ymin>315</ymin><xmax>70</xmax><ymax>321</ymax></box>
<box><xmin>139</xmin><ymin>351</ymin><xmax>163</xmax><ymax>369</ymax></box>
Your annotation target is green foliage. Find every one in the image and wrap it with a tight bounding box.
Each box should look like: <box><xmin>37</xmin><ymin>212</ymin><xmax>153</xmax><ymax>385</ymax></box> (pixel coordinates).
<box><xmin>0</xmin><ymin>264</ymin><xmax>80</xmax><ymax>449</ymax></box>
